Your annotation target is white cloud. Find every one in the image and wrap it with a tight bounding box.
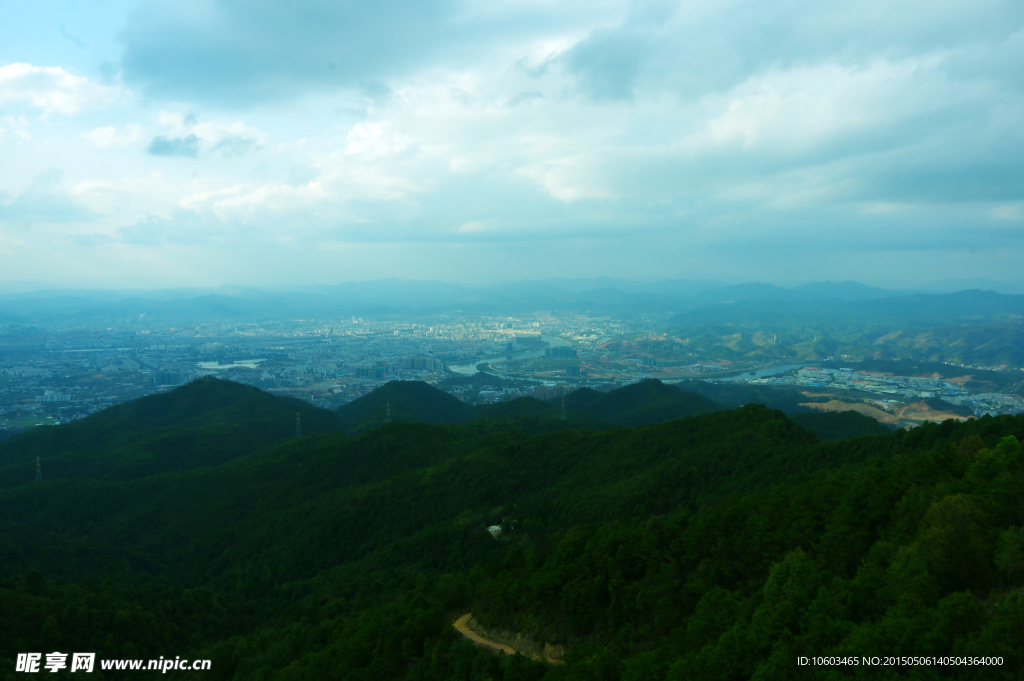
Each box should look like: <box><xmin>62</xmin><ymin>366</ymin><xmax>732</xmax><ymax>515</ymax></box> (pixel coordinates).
<box><xmin>4</xmin><ymin>1</ymin><xmax>1024</xmax><ymax>285</ymax></box>
<box><xmin>516</xmin><ymin>157</ymin><xmax>615</xmax><ymax>202</ymax></box>
<box><xmin>686</xmin><ymin>57</ymin><xmax>950</xmax><ymax>153</ymax></box>
<box><xmin>345</xmin><ymin>121</ymin><xmax>412</xmax><ymax>158</ymax></box>
<box><xmin>81</xmin><ymin>124</ymin><xmax>146</xmax><ymax>147</ymax></box>
<box><xmin>0</xmin><ymin>63</ymin><xmax>119</xmax><ymax>115</ymax></box>
<box><xmin>151</xmin><ymin>110</ymin><xmax>268</xmax><ymax>156</ymax></box>
<box><xmin>0</xmin><ymin>115</ymin><xmax>31</xmax><ymax>143</ymax></box>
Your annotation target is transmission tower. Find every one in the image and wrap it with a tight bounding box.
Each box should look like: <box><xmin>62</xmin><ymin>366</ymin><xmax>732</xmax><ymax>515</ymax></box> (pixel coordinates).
<box><xmin>560</xmin><ymin>394</ymin><xmax>567</xmax><ymax>421</ymax></box>
<box><xmin>35</xmin><ymin>456</ymin><xmax>41</xmax><ymax>482</ymax></box>
<box><xmin>385</xmin><ymin>402</ymin><xmax>392</xmax><ymax>424</ymax></box>
<box><xmin>295</xmin><ymin>412</ymin><xmax>302</xmax><ymax>438</ymax></box>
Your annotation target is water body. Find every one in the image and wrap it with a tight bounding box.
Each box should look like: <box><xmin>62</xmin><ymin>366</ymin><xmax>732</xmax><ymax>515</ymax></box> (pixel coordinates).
<box><xmin>196</xmin><ymin>359</ymin><xmax>265</xmax><ymax>371</ymax></box>
<box><xmin>718</xmin><ymin>363</ymin><xmax>806</xmax><ymax>382</ymax></box>
<box><xmin>447</xmin><ymin>335</ymin><xmax>572</xmax><ymax>376</ymax></box>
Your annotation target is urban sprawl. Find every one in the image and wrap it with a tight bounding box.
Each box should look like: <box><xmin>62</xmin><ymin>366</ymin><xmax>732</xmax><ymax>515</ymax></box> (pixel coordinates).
<box><xmin>1</xmin><ymin>314</ymin><xmax>1021</xmax><ymax>433</ymax></box>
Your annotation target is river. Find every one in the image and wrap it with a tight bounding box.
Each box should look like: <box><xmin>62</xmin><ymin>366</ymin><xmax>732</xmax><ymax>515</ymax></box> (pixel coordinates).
<box><xmin>447</xmin><ymin>335</ymin><xmax>573</xmax><ymax>376</ymax></box>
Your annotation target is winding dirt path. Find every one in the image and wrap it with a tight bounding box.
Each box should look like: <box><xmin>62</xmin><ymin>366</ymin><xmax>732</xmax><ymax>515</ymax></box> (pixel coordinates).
<box><xmin>452</xmin><ymin>613</ymin><xmax>565</xmax><ymax>664</ymax></box>
<box><xmin>452</xmin><ymin>613</ymin><xmax>518</xmax><ymax>656</ymax></box>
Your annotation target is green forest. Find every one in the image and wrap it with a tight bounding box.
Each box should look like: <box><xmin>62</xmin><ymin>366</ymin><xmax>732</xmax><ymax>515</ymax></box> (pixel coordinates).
<box><xmin>1</xmin><ymin>377</ymin><xmax>1022</xmax><ymax>680</ymax></box>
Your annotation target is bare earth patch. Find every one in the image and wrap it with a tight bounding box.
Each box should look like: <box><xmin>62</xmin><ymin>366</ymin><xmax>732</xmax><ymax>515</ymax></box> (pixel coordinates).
<box><xmin>799</xmin><ymin>399</ymin><xmax>974</xmax><ymax>428</ymax></box>
<box><xmin>799</xmin><ymin>400</ymin><xmax>900</xmax><ymax>425</ymax></box>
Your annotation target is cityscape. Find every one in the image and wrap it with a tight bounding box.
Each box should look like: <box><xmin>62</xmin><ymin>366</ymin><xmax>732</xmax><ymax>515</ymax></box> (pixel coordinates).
<box><xmin>3</xmin><ymin>306</ymin><xmax>1021</xmax><ymax>437</ymax></box>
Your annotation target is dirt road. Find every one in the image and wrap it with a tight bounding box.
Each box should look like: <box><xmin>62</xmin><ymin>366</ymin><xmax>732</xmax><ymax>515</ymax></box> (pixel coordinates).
<box><xmin>452</xmin><ymin>613</ymin><xmax>518</xmax><ymax>656</ymax></box>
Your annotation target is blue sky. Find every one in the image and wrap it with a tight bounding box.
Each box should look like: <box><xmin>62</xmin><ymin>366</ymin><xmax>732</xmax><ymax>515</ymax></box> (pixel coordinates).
<box><xmin>1</xmin><ymin>0</ymin><xmax>1022</xmax><ymax>289</ymax></box>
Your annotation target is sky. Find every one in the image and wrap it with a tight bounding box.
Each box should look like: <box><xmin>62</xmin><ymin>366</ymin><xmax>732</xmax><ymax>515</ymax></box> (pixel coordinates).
<box><xmin>1</xmin><ymin>0</ymin><xmax>1023</xmax><ymax>290</ymax></box>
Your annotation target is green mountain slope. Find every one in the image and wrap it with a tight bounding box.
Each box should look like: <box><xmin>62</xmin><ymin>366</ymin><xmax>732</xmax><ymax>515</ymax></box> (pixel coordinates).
<box><xmin>789</xmin><ymin>410</ymin><xmax>895</xmax><ymax>440</ymax></box>
<box><xmin>0</xmin><ymin>377</ymin><xmax>344</xmax><ymax>487</ymax></box>
<box><xmin>4</xmin><ymin>384</ymin><xmax>1024</xmax><ymax>680</ymax></box>
<box><xmin>0</xmin><ymin>405</ymin><xmax>823</xmax><ymax>590</ymax></box>
<box><xmin>473</xmin><ymin>396</ymin><xmax>561</xmax><ymax>421</ymax></box>
<box><xmin>338</xmin><ymin>380</ymin><xmax>716</xmax><ymax>433</ymax></box>
<box><xmin>470</xmin><ymin>422</ymin><xmax>1024</xmax><ymax>681</ymax></box>
<box><xmin>553</xmin><ymin>379</ymin><xmax>719</xmax><ymax>426</ymax></box>
<box><xmin>337</xmin><ymin>380</ymin><xmax>473</xmax><ymax>430</ymax></box>
<box><xmin>673</xmin><ymin>379</ymin><xmax>823</xmax><ymax>413</ymax></box>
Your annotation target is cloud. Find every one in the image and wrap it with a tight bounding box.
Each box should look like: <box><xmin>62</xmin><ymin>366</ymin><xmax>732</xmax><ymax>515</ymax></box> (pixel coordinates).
<box><xmin>119</xmin><ymin>0</ymin><xmax>463</xmax><ymax>105</ymax></box>
<box><xmin>3</xmin><ymin>0</ymin><xmax>1022</xmax><ymax>287</ymax></box>
<box><xmin>0</xmin><ymin>169</ymin><xmax>95</xmax><ymax>223</ymax></box>
<box><xmin>0</xmin><ymin>63</ymin><xmax>118</xmax><ymax>115</ymax></box>
<box><xmin>562</xmin><ymin>28</ymin><xmax>644</xmax><ymax>101</ymax></box>
<box><xmin>0</xmin><ymin>115</ymin><xmax>31</xmax><ymax>143</ymax></box>
<box><xmin>516</xmin><ymin>157</ymin><xmax>617</xmax><ymax>202</ymax></box>
<box><xmin>143</xmin><ymin>111</ymin><xmax>265</xmax><ymax>158</ymax></box>
<box><xmin>556</xmin><ymin>0</ymin><xmax>1024</xmax><ymax>103</ymax></box>
<box><xmin>116</xmin><ymin>212</ymin><xmax>217</xmax><ymax>245</ymax></box>
<box><xmin>147</xmin><ymin>134</ymin><xmax>200</xmax><ymax>157</ymax></box>
<box><xmin>82</xmin><ymin>124</ymin><xmax>145</xmax><ymax>147</ymax></box>
<box><xmin>213</xmin><ymin>135</ymin><xmax>256</xmax><ymax>156</ymax></box>
<box><xmin>117</xmin><ymin>0</ymin><xmax>618</xmax><ymax>106</ymax></box>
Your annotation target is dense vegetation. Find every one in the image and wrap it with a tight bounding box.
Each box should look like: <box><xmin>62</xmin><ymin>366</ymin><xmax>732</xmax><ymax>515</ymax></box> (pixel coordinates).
<box><xmin>551</xmin><ymin>379</ymin><xmax>718</xmax><ymax>427</ymax></box>
<box><xmin>789</xmin><ymin>411</ymin><xmax>894</xmax><ymax>441</ymax></box>
<box><xmin>0</xmin><ymin>379</ymin><xmax>345</xmax><ymax>488</ymax></box>
<box><xmin>336</xmin><ymin>378</ymin><xmax>717</xmax><ymax>432</ymax></box>
<box><xmin>2</xmin><ymin>377</ymin><xmax>1022</xmax><ymax>680</ymax></box>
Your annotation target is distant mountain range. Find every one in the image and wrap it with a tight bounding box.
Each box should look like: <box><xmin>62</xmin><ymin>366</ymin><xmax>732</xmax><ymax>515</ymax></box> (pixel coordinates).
<box><xmin>1</xmin><ymin>278</ymin><xmax>1023</xmax><ymax>324</ymax></box>
<box><xmin>664</xmin><ymin>289</ymin><xmax>1024</xmax><ymax>366</ymax></box>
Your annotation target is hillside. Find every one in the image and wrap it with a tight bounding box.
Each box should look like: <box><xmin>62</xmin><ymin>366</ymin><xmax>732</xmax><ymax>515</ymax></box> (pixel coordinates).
<box><xmin>673</xmin><ymin>379</ymin><xmax>827</xmax><ymax>413</ymax></box>
<box><xmin>789</xmin><ymin>410</ymin><xmax>894</xmax><ymax>440</ymax></box>
<box><xmin>663</xmin><ymin>291</ymin><xmax>1024</xmax><ymax>366</ymax></box>
<box><xmin>0</xmin><ymin>377</ymin><xmax>344</xmax><ymax>487</ymax></box>
<box><xmin>2</xmin><ymin>383</ymin><xmax>1023</xmax><ymax>679</ymax></box>
<box><xmin>336</xmin><ymin>379</ymin><xmax>473</xmax><ymax>431</ymax></box>
<box><xmin>552</xmin><ymin>379</ymin><xmax>719</xmax><ymax>426</ymax></box>
<box><xmin>338</xmin><ymin>379</ymin><xmax>719</xmax><ymax>432</ymax></box>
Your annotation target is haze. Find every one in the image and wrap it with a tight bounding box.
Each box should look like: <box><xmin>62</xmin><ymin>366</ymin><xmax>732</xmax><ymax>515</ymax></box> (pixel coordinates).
<box><xmin>2</xmin><ymin>0</ymin><xmax>1023</xmax><ymax>289</ymax></box>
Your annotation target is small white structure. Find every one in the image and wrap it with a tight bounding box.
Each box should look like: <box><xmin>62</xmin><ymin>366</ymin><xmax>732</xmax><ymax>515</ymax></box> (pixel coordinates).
<box><xmin>488</xmin><ymin>525</ymin><xmax>502</xmax><ymax>538</ymax></box>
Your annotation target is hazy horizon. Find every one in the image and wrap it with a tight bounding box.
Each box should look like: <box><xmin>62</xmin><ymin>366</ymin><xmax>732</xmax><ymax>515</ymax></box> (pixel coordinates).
<box><xmin>3</xmin><ymin>1</ymin><xmax>1023</xmax><ymax>289</ymax></box>
<box><xmin>3</xmin><ymin>275</ymin><xmax>1024</xmax><ymax>299</ymax></box>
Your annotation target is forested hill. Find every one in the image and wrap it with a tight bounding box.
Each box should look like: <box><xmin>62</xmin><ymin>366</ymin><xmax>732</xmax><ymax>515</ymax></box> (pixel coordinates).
<box><xmin>0</xmin><ymin>371</ymin><xmax>1022</xmax><ymax>679</ymax></box>
<box><xmin>0</xmin><ymin>377</ymin><xmax>888</xmax><ymax>490</ymax></box>
<box><xmin>0</xmin><ymin>377</ymin><xmax>345</xmax><ymax>487</ymax></box>
<box><xmin>340</xmin><ymin>378</ymin><xmax>720</xmax><ymax>432</ymax></box>
<box><xmin>551</xmin><ymin>378</ymin><xmax>719</xmax><ymax>426</ymax></box>
<box><xmin>336</xmin><ymin>379</ymin><xmax>474</xmax><ymax>429</ymax></box>
<box><xmin>343</xmin><ymin>377</ymin><xmax>881</xmax><ymax>438</ymax></box>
